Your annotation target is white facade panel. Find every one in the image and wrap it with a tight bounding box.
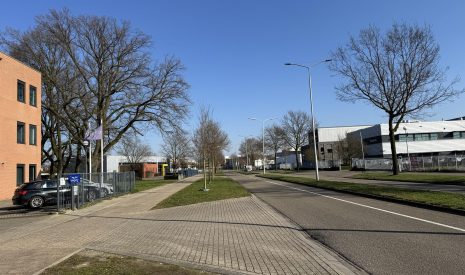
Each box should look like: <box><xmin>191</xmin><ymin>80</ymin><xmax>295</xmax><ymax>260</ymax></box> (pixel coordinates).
<box><xmin>318</xmin><ymin>125</ymin><xmax>371</xmax><ymax>142</ymax></box>
<box><xmin>379</xmin><ymin>120</ymin><xmax>465</xmax><ymax>135</ymax></box>
<box><xmin>383</xmin><ymin>139</ymin><xmax>465</xmax><ymax>155</ymax></box>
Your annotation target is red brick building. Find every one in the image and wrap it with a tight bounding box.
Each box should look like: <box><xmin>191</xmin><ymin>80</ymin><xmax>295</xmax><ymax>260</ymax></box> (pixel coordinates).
<box><xmin>119</xmin><ymin>163</ymin><xmax>159</xmax><ymax>179</ymax></box>
<box><xmin>0</xmin><ymin>52</ymin><xmax>42</xmax><ymax>200</ymax></box>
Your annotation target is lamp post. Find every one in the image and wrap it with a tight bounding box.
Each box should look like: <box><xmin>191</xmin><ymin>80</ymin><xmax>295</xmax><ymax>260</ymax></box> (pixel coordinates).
<box><xmin>285</xmin><ymin>59</ymin><xmax>331</xmax><ymax>181</ymax></box>
<box><xmin>83</xmin><ymin>140</ymin><xmax>89</xmax><ymax>179</ymax></box>
<box><xmin>403</xmin><ymin>126</ymin><xmax>411</xmax><ymax>171</ymax></box>
<box><xmin>248</xmin><ymin>117</ymin><xmax>277</xmax><ymax>174</ymax></box>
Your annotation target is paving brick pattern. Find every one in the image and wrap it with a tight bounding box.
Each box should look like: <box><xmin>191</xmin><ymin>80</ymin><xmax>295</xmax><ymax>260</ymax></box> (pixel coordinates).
<box><xmin>89</xmin><ymin>197</ymin><xmax>357</xmax><ymax>275</ymax></box>
<box><xmin>0</xmin><ymin>176</ymin><xmax>361</xmax><ymax>275</ymax></box>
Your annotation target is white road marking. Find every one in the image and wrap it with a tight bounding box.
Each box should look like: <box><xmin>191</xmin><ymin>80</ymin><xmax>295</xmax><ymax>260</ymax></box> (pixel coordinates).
<box><xmin>260</xmin><ymin>178</ymin><xmax>465</xmax><ymax>233</ymax></box>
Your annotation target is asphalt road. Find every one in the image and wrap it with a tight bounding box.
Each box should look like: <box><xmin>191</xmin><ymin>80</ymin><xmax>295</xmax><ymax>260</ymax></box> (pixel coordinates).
<box><xmin>228</xmin><ymin>172</ymin><xmax>465</xmax><ymax>275</ymax></box>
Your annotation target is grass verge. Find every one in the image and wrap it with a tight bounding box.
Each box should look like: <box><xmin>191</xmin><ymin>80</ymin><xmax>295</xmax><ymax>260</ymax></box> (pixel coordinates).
<box><xmin>153</xmin><ymin>176</ymin><xmax>250</xmax><ymax>209</ymax></box>
<box><xmin>132</xmin><ymin>179</ymin><xmax>176</xmax><ymax>193</ymax></box>
<box><xmin>42</xmin><ymin>249</ymin><xmax>214</xmax><ymax>275</ymax></box>
<box><xmin>353</xmin><ymin>172</ymin><xmax>465</xmax><ymax>185</ymax></box>
<box><xmin>258</xmin><ymin>174</ymin><xmax>465</xmax><ymax>211</ymax></box>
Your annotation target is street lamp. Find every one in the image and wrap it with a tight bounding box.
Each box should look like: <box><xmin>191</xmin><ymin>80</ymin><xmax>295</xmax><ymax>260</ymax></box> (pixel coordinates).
<box><xmin>248</xmin><ymin>117</ymin><xmax>277</xmax><ymax>174</ymax></box>
<box><xmin>83</xmin><ymin>140</ymin><xmax>89</xmax><ymax>178</ymax></box>
<box><xmin>403</xmin><ymin>126</ymin><xmax>411</xmax><ymax>171</ymax></box>
<box><xmin>285</xmin><ymin>59</ymin><xmax>331</xmax><ymax>181</ymax></box>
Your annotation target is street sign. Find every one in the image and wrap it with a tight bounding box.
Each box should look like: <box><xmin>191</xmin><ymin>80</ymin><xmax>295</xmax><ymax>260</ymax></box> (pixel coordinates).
<box><xmin>72</xmin><ymin>185</ymin><xmax>79</xmax><ymax>195</ymax></box>
<box><xmin>67</xmin><ymin>174</ymin><xmax>81</xmax><ymax>185</ymax></box>
<box><xmin>59</xmin><ymin>177</ymin><xmax>66</xmax><ymax>186</ymax></box>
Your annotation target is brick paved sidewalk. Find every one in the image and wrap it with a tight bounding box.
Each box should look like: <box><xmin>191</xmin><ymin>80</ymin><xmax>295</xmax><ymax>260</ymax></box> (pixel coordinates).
<box><xmin>0</xmin><ymin>175</ymin><xmax>363</xmax><ymax>275</ymax></box>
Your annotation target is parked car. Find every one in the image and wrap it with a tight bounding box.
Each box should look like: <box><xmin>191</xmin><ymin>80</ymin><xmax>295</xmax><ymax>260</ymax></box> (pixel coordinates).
<box><xmin>12</xmin><ymin>180</ymin><xmax>100</xmax><ymax>209</ymax></box>
<box><xmin>81</xmin><ymin>179</ymin><xmax>113</xmax><ymax>197</ymax></box>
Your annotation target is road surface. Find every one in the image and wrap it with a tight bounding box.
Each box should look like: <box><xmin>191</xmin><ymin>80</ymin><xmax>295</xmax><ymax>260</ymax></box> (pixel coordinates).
<box><xmin>228</xmin><ymin>172</ymin><xmax>465</xmax><ymax>275</ymax></box>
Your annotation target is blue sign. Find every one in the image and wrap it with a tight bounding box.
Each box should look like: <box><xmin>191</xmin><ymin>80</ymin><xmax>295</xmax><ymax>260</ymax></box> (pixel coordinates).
<box><xmin>67</xmin><ymin>174</ymin><xmax>81</xmax><ymax>185</ymax></box>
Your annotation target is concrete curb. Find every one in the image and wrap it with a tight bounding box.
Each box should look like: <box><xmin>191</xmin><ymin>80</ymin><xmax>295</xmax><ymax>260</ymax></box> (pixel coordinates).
<box><xmin>32</xmin><ymin>248</ymin><xmax>85</xmax><ymax>275</ymax></box>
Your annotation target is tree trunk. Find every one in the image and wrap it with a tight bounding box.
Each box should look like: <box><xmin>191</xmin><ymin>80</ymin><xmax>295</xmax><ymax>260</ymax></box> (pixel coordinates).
<box><xmin>388</xmin><ymin>116</ymin><xmax>399</xmax><ymax>175</ymax></box>
<box><xmin>295</xmin><ymin>151</ymin><xmax>300</xmax><ymax>171</ymax></box>
<box><xmin>274</xmin><ymin>152</ymin><xmax>277</xmax><ymax>170</ymax></box>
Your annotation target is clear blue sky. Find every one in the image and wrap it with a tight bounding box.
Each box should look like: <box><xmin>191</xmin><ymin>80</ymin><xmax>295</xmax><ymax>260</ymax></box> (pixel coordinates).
<box><xmin>2</xmin><ymin>0</ymin><xmax>464</xmax><ymax>155</ymax></box>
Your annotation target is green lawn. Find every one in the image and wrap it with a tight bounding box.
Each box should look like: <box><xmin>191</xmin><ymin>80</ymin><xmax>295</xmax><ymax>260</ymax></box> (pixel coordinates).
<box><xmin>258</xmin><ymin>174</ymin><xmax>465</xmax><ymax>211</ymax></box>
<box><xmin>132</xmin><ymin>179</ymin><xmax>177</xmax><ymax>193</ymax></box>
<box><xmin>42</xmin><ymin>250</ymin><xmax>213</xmax><ymax>275</ymax></box>
<box><xmin>153</xmin><ymin>176</ymin><xmax>250</xmax><ymax>209</ymax></box>
<box><xmin>353</xmin><ymin>172</ymin><xmax>465</xmax><ymax>185</ymax></box>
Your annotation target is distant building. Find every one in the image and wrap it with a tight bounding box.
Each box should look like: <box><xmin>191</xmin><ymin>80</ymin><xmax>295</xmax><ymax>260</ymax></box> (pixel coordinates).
<box><xmin>275</xmin><ymin>149</ymin><xmax>301</xmax><ymax>169</ymax></box>
<box><xmin>119</xmin><ymin>163</ymin><xmax>159</xmax><ymax>179</ymax></box>
<box><xmin>0</xmin><ymin>52</ymin><xmax>41</xmax><ymax>200</ymax></box>
<box><xmin>311</xmin><ymin>125</ymin><xmax>371</xmax><ymax>161</ymax></box>
<box><xmin>104</xmin><ymin>155</ymin><xmax>167</xmax><ymax>173</ymax></box>
<box><xmin>348</xmin><ymin>120</ymin><xmax>465</xmax><ymax>158</ymax></box>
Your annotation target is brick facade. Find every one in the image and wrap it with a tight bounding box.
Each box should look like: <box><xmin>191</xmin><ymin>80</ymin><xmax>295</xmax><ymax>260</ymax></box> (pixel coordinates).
<box><xmin>0</xmin><ymin>52</ymin><xmax>41</xmax><ymax>200</ymax></box>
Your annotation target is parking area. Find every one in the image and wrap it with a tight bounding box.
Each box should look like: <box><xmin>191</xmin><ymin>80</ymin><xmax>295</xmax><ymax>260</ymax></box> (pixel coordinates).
<box><xmin>0</xmin><ymin>200</ymin><xmax>55</xmax><ymax>218</ymax></box>
<box><xmin>0</xmin><ymin>200</ymin><xmax>55</xmax><ymax>235</ymax></box>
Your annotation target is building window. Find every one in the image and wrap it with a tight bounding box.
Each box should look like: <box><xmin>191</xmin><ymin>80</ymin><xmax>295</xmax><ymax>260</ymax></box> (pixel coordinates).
<box><xmin>29</xmin><ymin>124</ymin><xmax>37</xmax><ymax>145</ymax></box>
<box><xmin>17</xmin><ymin>164</ymin><xmax>25</xmax><ymax>185</ymax></box>
<box><xmin>17</xmin><ymin>80</ymin><xmax>25</xmax><ymax>103</ymax></box>
<box><xmin>29</xmin><ymin>165</ymin><xmax>37</xmax><ymax>181</ymax></box>
<box><xmin>29</xmin><ymin>85</ymin><xmax>37</xmax><ymax>106</ymax></box>
<box><xmin>453</xmin><ymin>131</ymin><xmax>465</xmax><ymax>139</ymax></box>
<box><xmin>17</xmin><ymin>122</ymin><xmax>25</xmax><ymax>144</ymax></box>
<box><xmin>430</xmin><ymin>133</ymin><xmax>438</xmax><ymax>140</ymax></box>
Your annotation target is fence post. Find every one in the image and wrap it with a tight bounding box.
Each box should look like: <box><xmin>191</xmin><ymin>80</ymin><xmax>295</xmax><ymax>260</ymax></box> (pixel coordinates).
<box><xmin>113</xmin><ymin>171</ymin><xmax>117</xmax><ymax>197</ymax></box>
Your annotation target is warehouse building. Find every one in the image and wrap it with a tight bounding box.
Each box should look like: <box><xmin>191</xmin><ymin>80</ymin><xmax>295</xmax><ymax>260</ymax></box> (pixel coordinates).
<box><xmin>348</xmin><ymin>120</ymin><xmax>465</xmax><ymax>158</ymax></box>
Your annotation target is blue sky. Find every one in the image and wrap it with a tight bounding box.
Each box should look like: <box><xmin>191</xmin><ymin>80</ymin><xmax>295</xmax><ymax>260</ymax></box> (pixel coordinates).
<box><xmin>2</xmin><ymin>0</ymin><xmax>464</xmax><ymax>155</ymax></box>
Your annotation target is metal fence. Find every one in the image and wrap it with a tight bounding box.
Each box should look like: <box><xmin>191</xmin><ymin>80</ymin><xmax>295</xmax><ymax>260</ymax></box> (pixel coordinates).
<box><xmin>57</xmin><ymin>171</ymin><xmax>135</xmax><ymax>211</ymax></box>
<box><xmin>352</xmin><ymin>155</ymin><xmax>465</xmax><ymax>172</ymax></box>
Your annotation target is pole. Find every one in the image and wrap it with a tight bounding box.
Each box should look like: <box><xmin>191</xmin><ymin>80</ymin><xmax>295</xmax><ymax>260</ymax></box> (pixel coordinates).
<box><xmin>308</xmin><ymin>70</ymin><xmax>319</xmax><ymax>180</ymax></box>
<box><xmin>88</xmin><ymin>122</ymin><xmax>92</xmax><ymax>181</ymax></box>
<box><xmin>262</xmin><ymin>120</ymin><xmax>266</xmax><ymax>174</ymax></box>
<box><xmin>100</xmin><ymin>119</ymin><xmax>104</xmax><ymax>190</ymax></box>
<box><xmin>245</xmin><ymin>139</ymin><xmax>249</xmax><ymax>166</ymax></box>
<box><xmin>404</xmin><ymin>128</ymin><xmax>411</xmax><ymax>171</ymax></box>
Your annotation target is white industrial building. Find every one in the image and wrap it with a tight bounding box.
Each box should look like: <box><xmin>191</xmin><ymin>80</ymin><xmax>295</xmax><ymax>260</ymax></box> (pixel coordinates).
<box><xmin>349</xmin><ymin>120</ymin><xmax>465</xmax><ymax>158</ymax></box>
<box><xmin>314</xmin><ymin>125</ymin><xmax>371</xmax><ymax>161</ymax></box>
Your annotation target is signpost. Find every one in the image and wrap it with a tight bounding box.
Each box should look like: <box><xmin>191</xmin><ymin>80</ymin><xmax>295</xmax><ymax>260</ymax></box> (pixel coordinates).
<box><xmin>67</xmin><ymin>174</ymin><xmax>81</xmax><ymax>210</ymax></box>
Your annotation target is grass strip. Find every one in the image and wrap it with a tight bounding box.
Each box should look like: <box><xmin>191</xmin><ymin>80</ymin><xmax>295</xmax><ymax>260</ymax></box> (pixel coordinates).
<box><xmin>257</xmin><ymin>174</ymin><xmax>465</xmax><ymax>211</ymax></box>
<box><xmin>353</xmin><ymin>172</ymin><xmax>465</xmax><ymax>185</ymax></box>
<box><xmin>42</xmin><ymin>249</ymin><xmax>213</xmax><ymax>275</ymax></box>
<box><xmin>153</xmin><ymin>176</ymin><xmax>250</xmax><ymax>209</ymax></box>
<box><xmin>132</xmin><ymin>179</ymin><xmax>176</xmax><ymax>193</ymax></box>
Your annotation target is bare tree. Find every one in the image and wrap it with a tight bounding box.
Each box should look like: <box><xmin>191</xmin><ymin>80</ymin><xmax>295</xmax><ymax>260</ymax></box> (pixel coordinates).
<box><xmin>161</xmin><ymin>129</ymin><xmax>192</xmax><ymax>170</ymax></box>
<box><xmin>239</xmin><ymin>137</ymin><xmax>261</xmax><ymax>167</ymax></box>
<box><xmin>265</xmin><ymin>125</ymin><xmax>285</xmax><ymax>170</ymax></box>
<box><xmin>281</xmin><ymin>111</ymin><xmax>312</xmax><ymax>171</ymax></box>
<box><xmin>334</xmin><ymin>134</ymin><xmax>363</xmax><ymax>165</ymax></box>
<box><xmin>192</xmin><ymin>108</ymin><xmax>230</xmax><ymax>184</ymax></box>
<box><xmin>117</xmin><ymin>135</ymin><xmax>153</xmax><ymax>164</ymax></box>
<box><xmin>1</xmin><ymin>9</ymin><xmax>190</xmax><ymax>173</ymax></box>
<box><xmin>330</xmin><ymin>23</ymin><xmax>463</xmax><ymax>174</ymax></box>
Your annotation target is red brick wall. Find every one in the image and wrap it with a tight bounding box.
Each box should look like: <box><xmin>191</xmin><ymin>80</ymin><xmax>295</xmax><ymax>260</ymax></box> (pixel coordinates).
<box><xmin>142</xmin><ymin>163</ymin><xmax>158</xmax><ymax>178</ymax></box>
